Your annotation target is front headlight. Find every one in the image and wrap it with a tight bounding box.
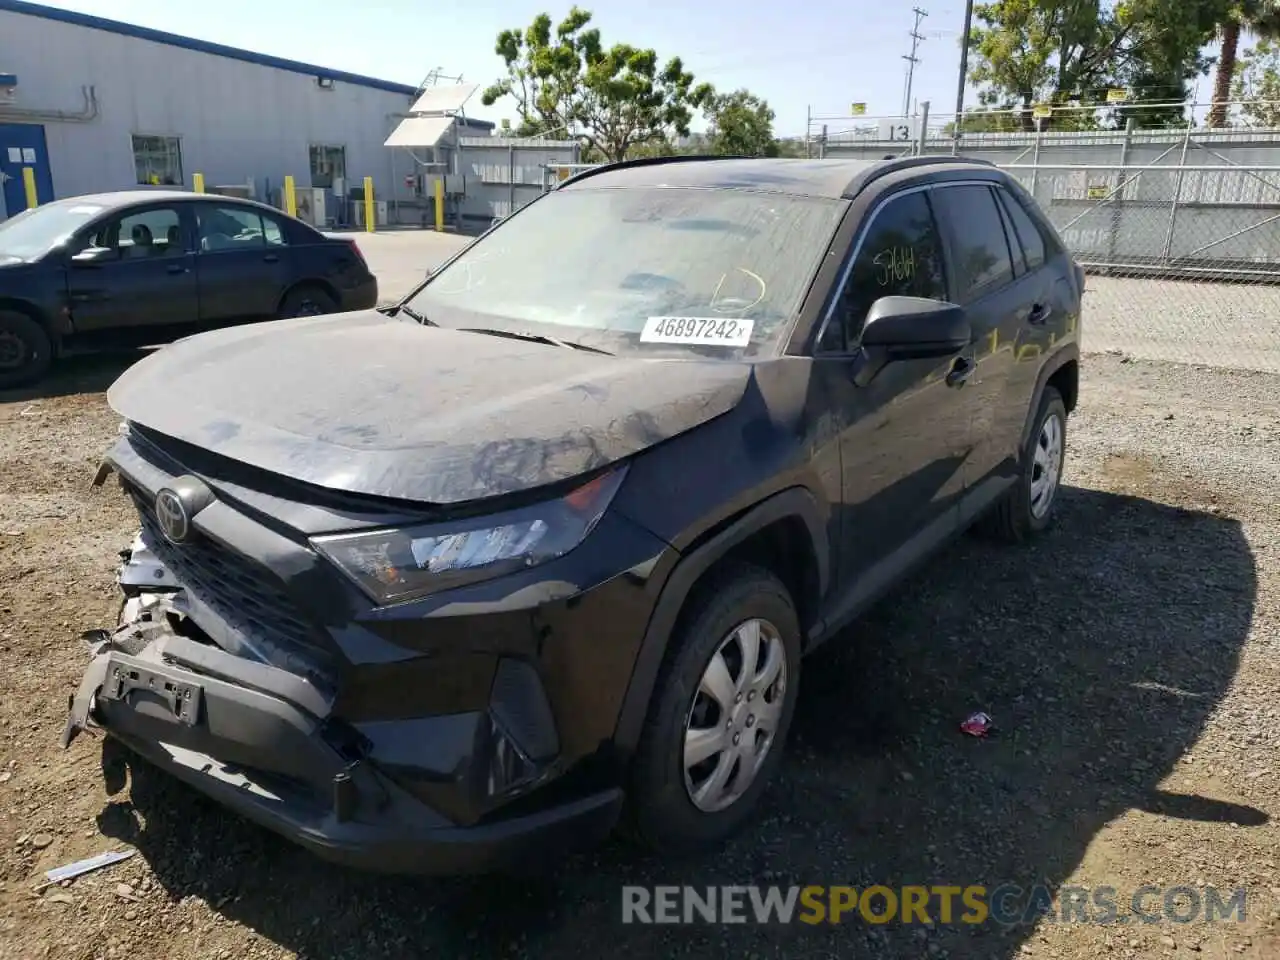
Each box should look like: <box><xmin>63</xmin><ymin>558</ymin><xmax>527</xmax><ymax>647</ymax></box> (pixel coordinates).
<box><xmin>311</xmin><ymin>465</ymin><xmax>628</xmax><ymax>604</ymax></box>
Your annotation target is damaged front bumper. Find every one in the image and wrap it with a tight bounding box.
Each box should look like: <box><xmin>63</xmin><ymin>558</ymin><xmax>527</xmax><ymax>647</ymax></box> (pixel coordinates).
<box><xmin>62</xmin><ymin>532</ymin><xmax>623</xmax><ymax>875</ymax></box>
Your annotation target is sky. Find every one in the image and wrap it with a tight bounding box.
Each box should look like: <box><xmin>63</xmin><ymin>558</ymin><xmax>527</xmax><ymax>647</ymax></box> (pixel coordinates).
<box><xmin>29</xmin><ymin>0</ymin><xmax>975</xmax><ymax>137</ymax></box>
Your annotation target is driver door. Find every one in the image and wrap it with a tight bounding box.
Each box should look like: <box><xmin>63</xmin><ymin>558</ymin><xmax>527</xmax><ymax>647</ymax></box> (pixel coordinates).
<box><xmin>808</xmin><ymin>187</ymin><xmax>977</xmax><ymax>599</ymax></box>
<box><xmin>65</xmin><ymin>203</ymin><xmax>199</xmax><ymax>332</ymax></box>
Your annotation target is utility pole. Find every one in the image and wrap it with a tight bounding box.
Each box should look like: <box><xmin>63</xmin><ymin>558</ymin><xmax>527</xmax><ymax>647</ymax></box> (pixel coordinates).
<box><xmin>902</xmin><ymin>7</ymin><xmax>928</xmax><ymax>118</ymax></box>
<box><xmin>952</xmin><ymin>0</ymin><xmax>975</xmax><ymax>144</ymax></box>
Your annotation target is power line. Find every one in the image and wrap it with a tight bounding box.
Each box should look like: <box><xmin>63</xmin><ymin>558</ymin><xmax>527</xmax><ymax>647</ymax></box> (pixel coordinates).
<box><xmin>953</xmin><ymin>0</ymin><xmax>974</xmax><ymax>137</ymax></box>
<box><xmin>902</xmin><ymin>7</ymin><xmax>929</xmax><ymax>118</ymax></box>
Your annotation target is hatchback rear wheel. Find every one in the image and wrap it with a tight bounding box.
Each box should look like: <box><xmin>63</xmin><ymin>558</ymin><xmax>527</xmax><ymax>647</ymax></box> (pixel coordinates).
<box><xmin>978</xmin><ymin>385</ymin><xmax>1068</xmax><ymax>542</ymax></box>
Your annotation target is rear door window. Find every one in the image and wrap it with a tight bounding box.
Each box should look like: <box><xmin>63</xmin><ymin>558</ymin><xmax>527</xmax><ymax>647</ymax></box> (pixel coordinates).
<box><xmin>196</xmin><ymin>204</ymin><xmax>287</xmax><ymax>253</ymax></box>
<box><xmin>930</xmin><ymin>184</ymin><xmax>1015</xmax><ymax>304</ymax></box>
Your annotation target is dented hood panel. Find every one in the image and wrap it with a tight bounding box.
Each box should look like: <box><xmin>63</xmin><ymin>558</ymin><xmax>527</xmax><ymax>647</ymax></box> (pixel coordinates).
<box><xmin>107</xmin><ymin>312</ymin><xmax>751</xmax><ymax>504</ymax></box>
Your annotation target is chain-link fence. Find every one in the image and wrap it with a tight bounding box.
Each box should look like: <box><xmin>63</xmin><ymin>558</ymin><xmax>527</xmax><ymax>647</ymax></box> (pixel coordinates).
<box><xmin>810</xmin><ymin>104</ymin><xmax>1280</xmax><ymax>374</ymax></box>
<box><xmin>1002</xmin><ymin>154</ymin><xmax>1280</xmax><ymax>373</ymax></box>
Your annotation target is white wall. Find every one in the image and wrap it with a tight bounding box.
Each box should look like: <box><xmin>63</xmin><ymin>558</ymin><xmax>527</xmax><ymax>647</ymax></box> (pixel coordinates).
<box><xmin>0</xmin><ymin>9</ymin><xmax>417</xmax><ymax>206</ymax></box>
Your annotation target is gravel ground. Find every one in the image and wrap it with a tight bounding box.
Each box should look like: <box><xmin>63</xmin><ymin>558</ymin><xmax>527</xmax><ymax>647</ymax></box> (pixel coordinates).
<box><xmin>1</xmin><ymin>341</ymin><xmax>1279</xmax><ymax>958</ymax></box>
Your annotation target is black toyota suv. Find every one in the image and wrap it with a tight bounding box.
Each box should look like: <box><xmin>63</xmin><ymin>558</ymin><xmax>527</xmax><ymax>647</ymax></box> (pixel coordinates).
<box><xmin>64</xmin><ymin>155</ymin><xmax>1082</xmax><ymax>875</ymax></box>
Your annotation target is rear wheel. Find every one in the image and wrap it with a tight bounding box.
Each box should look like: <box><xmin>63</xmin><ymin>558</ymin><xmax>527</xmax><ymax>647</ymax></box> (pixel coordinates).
<box><xmin>978</xmin><ymin>386</ymin><xmax>1067</xmax><ymax>542</ymax></box>
<box><xmin>278</xmin><ymin>285</ymin><xmax>338</xmax><ymax>319</ymax></box>
<box><xmin>626</xmin><ymin>563</ymin><xmax>801</xmax><ymax>854</ymax></box>
<box><xmin>0</xmin><ymin>310</ymin><xmax>53</xmax><ymax>391</ymax></box>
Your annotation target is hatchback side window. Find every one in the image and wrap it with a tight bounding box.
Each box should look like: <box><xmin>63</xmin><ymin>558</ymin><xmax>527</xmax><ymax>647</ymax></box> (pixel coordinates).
<box><xmin>996</xmin><ymin>186</ymin><xmax>1047</xmax><ymax>271</ymax></box>
<box><xmin>819</xmin><ymin>190</ymin><xmax>947</xmax><ymax>352</ymax></box>
<box><xmin>930</xmin><ymin>185</ymin><xmax>1015</xmax><ymax>303</ymax></box>
<box><xmin>197</xmin><ymin>205</ymin><xmax>286</xmax><ymax>253</ymax></box>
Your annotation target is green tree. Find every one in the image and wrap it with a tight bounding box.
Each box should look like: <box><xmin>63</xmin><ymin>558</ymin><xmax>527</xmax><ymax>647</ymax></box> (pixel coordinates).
<box><xmin>966</xmin><ymin>0</ymin><xmax>1229</xmax><ymax>128</ymax></box>
<box><xmin>704</xmin><ymin>89</ymin><xmax>779</xmax><ymax>156</ymax></box>
<box><xmin>1208</xmin><ymin>1</ymin><xmax>1280</xmax><ymax>127</ymax></box>
<box><xmin>480</xmin><ymin>8</ymin><xmax>714</xmax><ymax>162</ymax></box>
<box><xmin>771</xmin><ymin>137</ymin><xmax>808</xmax><ymax>158</ymax></box>
<box><xmin>1231</xmin><ymin>36</ymin><xmax>1280</xmax><ymax>124</ymax></box>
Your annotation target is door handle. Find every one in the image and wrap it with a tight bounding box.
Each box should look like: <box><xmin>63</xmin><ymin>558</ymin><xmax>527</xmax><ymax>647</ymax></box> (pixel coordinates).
<box><xmin>166</xmin><ymin>263</ymin><xmax>189</xmax><ymax>275</ymax></box>
<box><xmin>1027</xmin><ymin>302</ymin><xmax>1052</xmax><ymax>325</ymax></box>
<box><xmin>263</xmin><ymin>253</ymin><xmax>280</xmax><ymax>263</ymax></box>
<box><xmin>945</xmin><ymin>356</ymin><xmax>973</xmax><ymax>388</ymax></box>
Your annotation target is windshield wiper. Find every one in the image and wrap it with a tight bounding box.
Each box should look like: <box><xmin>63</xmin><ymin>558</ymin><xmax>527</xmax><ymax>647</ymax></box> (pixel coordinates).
<box><xmin>459</xmin><ymin>327</ymin><xmax>614</xmax><ymax>356</ymax></box>
<box><xmin>387</xmin><ymin>302</ymin><xmax>435</xmax><ymax>326</ymax></box>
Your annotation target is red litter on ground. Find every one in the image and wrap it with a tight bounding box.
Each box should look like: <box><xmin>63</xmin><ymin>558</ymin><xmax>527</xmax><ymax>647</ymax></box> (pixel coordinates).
<box><xmin>960</xmin><ymin>712</ymin><xmax>994</xmax><ymax>738</ymax></box>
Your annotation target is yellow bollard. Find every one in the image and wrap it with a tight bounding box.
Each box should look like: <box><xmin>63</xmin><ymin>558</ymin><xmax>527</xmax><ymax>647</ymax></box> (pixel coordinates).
<box><xmin>363</xmin><ymin>176</ymin><xmax>375</xmax><ymax>233</ymax></box>
<box><xmin>22</xmin><ymin>167</ymin><xmax>37</xmax><ymax>209</ymax></box>
<box><xmin>283</xmin><ymin>175</ymin><xmax>297</xmax><ymax>217</ymax></box>
<box><xmin>192</xmin><ymin>172</ymin><xmax>205</xmax><ymax>194</ymax></box>
<box><xmin>434</xmin><ymin>178</ymin><xmax>444</xmax><ymax>233</ymax></box>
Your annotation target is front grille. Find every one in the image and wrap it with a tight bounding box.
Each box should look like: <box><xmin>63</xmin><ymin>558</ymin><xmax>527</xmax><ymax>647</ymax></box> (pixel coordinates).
<box><xmin>128</xmin><ymin>486</ymin><xmax>334</xmax><ymax>675</ymax></box>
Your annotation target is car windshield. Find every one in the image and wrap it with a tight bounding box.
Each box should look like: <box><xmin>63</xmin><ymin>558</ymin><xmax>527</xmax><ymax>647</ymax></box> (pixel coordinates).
<box><xmin>403</xmin><ymin>185</ymin><xmax>847</xmax><ymax>359</ymax></box>
<box><xmin>0</xmin><ymin>201</ymin><xmax>108</xmax><ymax>259</ymax></box>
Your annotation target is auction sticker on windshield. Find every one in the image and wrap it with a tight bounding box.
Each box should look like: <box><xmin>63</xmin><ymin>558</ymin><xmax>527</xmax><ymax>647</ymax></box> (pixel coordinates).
<box><xmin>640</xmin><ymin>316</ymin><xmax>754</xmax><ymax>348</ymax></box>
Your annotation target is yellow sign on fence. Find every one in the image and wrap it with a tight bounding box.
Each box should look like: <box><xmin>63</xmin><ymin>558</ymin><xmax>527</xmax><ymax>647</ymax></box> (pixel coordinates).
<box><xmin>851</xmin><ymin>102</ymin><xmax>867</xmax><ymax>116</ymax></box>
<box><xmin>1032</xmin><ymin>104</ymin><xmax>1053</xmax><ymax>119</ymax></box>
<box><xmin>1106</xmin><ymin>88</ymin><xmax>1128</xmax><ymax>103</ymax></box>
<box><xmin>1087</xmin><ymin>184</ymin><xmax>1110</xmax><ymax>200</ymax></box>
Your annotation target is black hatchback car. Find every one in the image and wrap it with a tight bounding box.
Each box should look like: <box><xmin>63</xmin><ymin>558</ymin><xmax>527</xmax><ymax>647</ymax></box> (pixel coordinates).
<box><xmin>0</xmin><ymin>191</ymin><xmax>377</xmax><ymax>388</ymax></box>
<box><xmin>64</xmin><ymin>155</ymin><xmax>1081</xmax><ymax>874</ymax></box>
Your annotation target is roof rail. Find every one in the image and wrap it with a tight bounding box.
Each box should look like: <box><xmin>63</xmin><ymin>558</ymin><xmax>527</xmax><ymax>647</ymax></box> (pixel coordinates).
<box><xmin>843</xmin><ymin>154</ymin><xmax>996</xmax><ymax>198</ymax></box>
<box><xmin>559</xmin><ymin>153</ymin><xmax>753</xmax><ymax>188</ymax></box>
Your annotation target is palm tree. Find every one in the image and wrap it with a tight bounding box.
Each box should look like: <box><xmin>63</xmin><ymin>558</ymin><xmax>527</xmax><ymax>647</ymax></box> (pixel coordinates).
<box><xmin>1210</xmin><ymin>1</ymin><xmax>1280</xmax><ymax>127</ymax></box>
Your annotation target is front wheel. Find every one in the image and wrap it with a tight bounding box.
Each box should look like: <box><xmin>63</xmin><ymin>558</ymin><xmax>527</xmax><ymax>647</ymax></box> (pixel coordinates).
<box><xmin>626</xmin><ymin>563</ymin><xmax>801</xmax><ymax>854</ymax></box>
<box><xmin>0</xmin><ymin>310</ymin><xmax>53</xmax><ymax>391</ymax></box>
<box><xmin>978</xmin><ymin>386</ymin><xmax>1068</xmax><ymax>542</ymax></box>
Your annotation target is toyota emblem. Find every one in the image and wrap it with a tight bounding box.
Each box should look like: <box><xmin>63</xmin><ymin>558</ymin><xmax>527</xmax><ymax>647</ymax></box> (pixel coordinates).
<box><xmin>155</xmin><ymin>488</ymin><xmax>191</xmax><ymax>543</ymax></box>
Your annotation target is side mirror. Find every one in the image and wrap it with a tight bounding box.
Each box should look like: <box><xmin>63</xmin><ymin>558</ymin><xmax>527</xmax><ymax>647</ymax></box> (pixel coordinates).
<box><xmin>70</xmin><ymin>246</ymin><xmax>115</xmax><ymax>266</ymax></box>
<box><xmin>853</xmin><ymin>296</ymin><xmax>970</xmax><ymax>386</ymax></box>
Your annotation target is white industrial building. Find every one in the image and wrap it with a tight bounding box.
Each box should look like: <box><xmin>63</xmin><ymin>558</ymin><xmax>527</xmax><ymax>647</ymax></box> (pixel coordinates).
<box><xmin>0</xmin><ymin>0</ymin><xmax>495</xmax><ymax>222</ymax></box>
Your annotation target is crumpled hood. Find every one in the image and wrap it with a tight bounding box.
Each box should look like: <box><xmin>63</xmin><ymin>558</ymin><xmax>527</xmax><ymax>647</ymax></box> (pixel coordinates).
<box><xmin>107</xmin><ymin>311</ymin><xmax>751</xmax><ymax>504</ymax></box>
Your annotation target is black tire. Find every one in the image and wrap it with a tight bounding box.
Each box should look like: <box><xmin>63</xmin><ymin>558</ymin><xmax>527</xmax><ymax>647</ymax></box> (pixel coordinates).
<box><xmin>0</xmin><ymin>309</ymin><xmax>53</xmax><ymax>391</ymax></box>
<box><xmin>278</xmin><ymin>284</ymin><xmax>338</xmax><ymax>319</ymax></box>
<box><xmin>625</xmin><ymin>562</ymin><xmax>802</xmax><ymax>855</ymax></box>
<box><xmin>978</xmin><ymin>386</ymin><xmax>1068</xmax><ymax>543</ymax></box>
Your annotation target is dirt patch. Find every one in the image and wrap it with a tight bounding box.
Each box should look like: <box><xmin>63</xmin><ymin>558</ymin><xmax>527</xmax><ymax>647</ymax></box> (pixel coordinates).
<box><xmin>1</xmin><ymin>353</ymin><xmax>1279</xmax><ymax>960</ymax></box>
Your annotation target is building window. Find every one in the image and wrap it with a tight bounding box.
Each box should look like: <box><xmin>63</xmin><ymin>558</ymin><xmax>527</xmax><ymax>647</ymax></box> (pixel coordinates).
<box><xmin>309</xmin><ymin>144</ymin><xmax>346</xmax><ymax>189</ymax></box>
<box><xmin>132</xmin><ymin>135</ymin><xmax>183</xmax><ymax>186</ymax></box>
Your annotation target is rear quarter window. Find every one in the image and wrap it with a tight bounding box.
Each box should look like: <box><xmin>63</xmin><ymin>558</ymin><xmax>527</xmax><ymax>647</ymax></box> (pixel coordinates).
<box><xmin>1003</xmin><ymin>181</ymin><xmax>1065</xmax><ymax>258</ymax></box>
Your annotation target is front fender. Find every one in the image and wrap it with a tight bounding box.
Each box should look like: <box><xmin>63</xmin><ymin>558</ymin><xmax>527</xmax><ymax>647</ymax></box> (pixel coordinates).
<box><xmin>611</xmin><ymin>485</ymin><xmax>828</xmax><ymax>760</ymax></box>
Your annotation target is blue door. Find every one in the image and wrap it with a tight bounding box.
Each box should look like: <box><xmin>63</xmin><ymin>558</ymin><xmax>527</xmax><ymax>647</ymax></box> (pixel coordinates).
<box><xmin>0</xmin><ymin>123</ymin><xmax>55</xmax><ymax>220</ymax></box>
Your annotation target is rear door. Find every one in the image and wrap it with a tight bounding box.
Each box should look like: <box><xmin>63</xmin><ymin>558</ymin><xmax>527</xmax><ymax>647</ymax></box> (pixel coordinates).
<box><xmin>192</xmin><ymin>202</ymin><xmax>290</xmax><ymax>323</ymax></box>
<box><xmin>65</xmin><ymin>202</ymin><xmax>199</xmax><ymax>332</ymax></box>
<box><xmin>994</xmin><ymin>184</ymin><xmax>1074</xmax><ymax>420</ymax></box>
<box><xmin>929</xmin><ymin>182</ymin><xmax>1026</xmax><ymax>503</ymax></box>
